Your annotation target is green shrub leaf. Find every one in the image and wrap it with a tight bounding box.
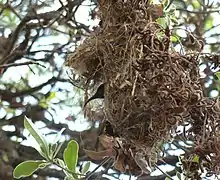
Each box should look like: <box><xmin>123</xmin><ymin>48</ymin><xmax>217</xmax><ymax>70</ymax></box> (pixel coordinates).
<box><xmin>215</xmin><ymin>72</ymin><xmax>220</xmax><ymax>80</ymax></box>
<box><xmin>63</xmin><ymin>140</ymin><xmax>79</xmax><ymax>172</ymax></box>
<box><xmin>192</xmin><ymin>154</ymin><xmax>200</xmax><ymax>163</ymax></box>
<box><xmin>82</xmin><ymin>161</ymin><xmax>90</xmax><ymax>174</ymax></box>
<box><xmin>24</xmin><ymin>117</ymin><xmax>49</xmax><ymax>159</ymax></box>
<box><xmin>176</xmin><ymin>171</ymin><xmax>182</xmax><ymax>180</ymax></box>
<box><xmin>13</xmin><ymin>160</ymin><xmax>47</xmax><ymax>179</ymax></box>
<box><xmin>53</xmin><ymin>142</ymin><xmax>64</xmax><ymax>158</ymax></box>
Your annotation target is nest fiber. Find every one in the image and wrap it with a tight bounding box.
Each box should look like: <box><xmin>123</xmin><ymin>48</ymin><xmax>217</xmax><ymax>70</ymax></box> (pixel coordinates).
<box><xmin>66</xmin><ymin>0</ymin><xmax>219</xmax><ymax>176</ymax></box>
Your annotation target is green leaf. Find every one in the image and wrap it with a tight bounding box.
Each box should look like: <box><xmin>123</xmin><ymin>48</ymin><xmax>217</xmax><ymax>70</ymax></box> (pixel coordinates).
<box><xmin>3</xmin><ymin>9</ymin><xmax>11</xmax><ymax>18</ymax></box>
<box><xmin>39</xmin><ymin>92</ymin><xmax>56</xmax><ymax>108</ymax></box>
<box><xmin>205</xmin><ymin>16</ymin><xmax>213</xmax><ymax>31</ymax></box>
<box><xmin>157</xmin><ymin>17</ymin><xmax>168</xmax><ymax>29</ymax></box>
<box><xmin>82</xmin><ymin>161</ymin><xmax>90</xmax><ymax>174</ymax></box>
<box><xmin>192</xmin><ymin>154</ymin><xmax>200</xmax><ymax>163</ymax></box>
<box><xmin>53</xmin><ymin>142</ymin><xmax>64</xmax><ymax>158</ymax></box>
<box><xmin>163</xmin><ymin>0</ymin><xmax>170</xmax><ymax>8</ymax></box>
<box><xmin>13</xmin><ymin>160</ymin><xmax>47</xmax><ymax>179</ymax></box>
<box><xmin>63</xmin><ymin>140</ymin><xmax>79</xmax><ymax>172</ymax></box>
<box><xmin>64</xmin><ymin>175</ymin><xmax>75</xmax><ymax>180</ymax></box>
<box><xmin>55</xmin><ymin>158</ymin><xmax>66</xmax><ymax>168</ymax></box>
<box><xmin>32</xmin><ymin>142</ymin><xmax>48</xmax><ymax>159</ymax></box>
<box><xmin>176</xmin><ymin>171</ymin><xmax>181</xmax><ymax>180</ymax></box>
<box><xmin>216</xmin><ymin>82</ymin><xmax>220</xmax><ymax>92</ymax></box>
<box><xmin>55</xmin><ymin>159</ymin><xmax>76</xmax><ymax>179</ymax></box>
<box><xmin>39</xmin><ymin>162</ymin><xmax>51</xmax><ymax>168</ymax></box>
<box><xmin>39</xmin><ymin>101</ymin><xmax>48</xmax><ymax>108</ymax></box>
<box><xmin>215</xmin><ymin>72</ymin><xmax>220</xmax><ymax>80</ymax></box>
<box><xmin>170</xmin><ymin>17</ymin><xmax>179</xmax><ymax>24</ymax></box>
<box><xmin>49</xmin><ymin>143</ymin><xmax>57</xmax><ymax>158</ymax></box>
<box><xmin>171</xmin><ymin>36</ymin><xmax>178</xmax><ymax>42</ymax></box>
<box><xmin>165</xmin><ymin>177</ymin><xmax>171</xmax><ymax>180</ymax></box>
<box><xmin>168</xmin><ymin>7</ymin><xmax>176</xmax><ymax>13</ymax></box>
<box><xmin>46</xmin><ymin>92</ymin><xmax>56</xmax><ymax>101</ymax></box>
<box><xmin>192</xmin><ymin>1</ymin><xmax>201</xmax><ymax>9</ymax></box>
<box><xmin>24</xmin><ymin>117</ymin><xmax>49</xmax><ymax>159</ymax></box>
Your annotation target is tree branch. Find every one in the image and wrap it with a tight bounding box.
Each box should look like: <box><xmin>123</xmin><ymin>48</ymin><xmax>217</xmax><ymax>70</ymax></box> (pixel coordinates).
<box><xmin>0</xmin><ymin>61</ymin><xmax>46</xmax><ymax>69</ymax></box>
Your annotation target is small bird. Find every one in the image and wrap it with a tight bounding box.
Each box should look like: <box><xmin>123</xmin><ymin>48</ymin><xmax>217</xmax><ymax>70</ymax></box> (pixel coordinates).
<box><xmin>84</xmin><ymin>84</ymin><xmax>104</xmax><ymax>108</ymax></box>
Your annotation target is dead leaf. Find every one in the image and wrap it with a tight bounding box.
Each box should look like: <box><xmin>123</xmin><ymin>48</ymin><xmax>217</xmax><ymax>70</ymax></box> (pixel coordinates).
<box><xmin>114</xmin><ymin>150</ymin><xmax>126</xmax><ymax>172</ymax></box>
<box><xmin>99</xmin><ymin>135</ymin><xmax>114</xmax><ymax>149</ymax></box>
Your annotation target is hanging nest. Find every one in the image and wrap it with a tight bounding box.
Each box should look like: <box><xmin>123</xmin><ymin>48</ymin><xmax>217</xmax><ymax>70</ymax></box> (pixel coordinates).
<box><xmin>66</xmin><ymin>0</ymin><xmax>220</xmax><ymax>176</ymax></box>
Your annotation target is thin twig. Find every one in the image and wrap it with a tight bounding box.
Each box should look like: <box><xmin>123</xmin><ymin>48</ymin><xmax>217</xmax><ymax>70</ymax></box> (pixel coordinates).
<box><xmin>177</xmin><ymin>8</ymin><xmax>220</xmax><ymax>14</ymax></box>
<box><xmin>85</xmin><ymin>157</ymin><xmax>113</xmax><ymax>180</ymax></box>
<box><xmin>0</xmin><ymin>61</ymin><xmax>46</xmax><ymax>69</ymax></box>
<box><xmin>155</xmin><ymin>165</ymin><xmax>175</xmax><ymax>180</ymax></box>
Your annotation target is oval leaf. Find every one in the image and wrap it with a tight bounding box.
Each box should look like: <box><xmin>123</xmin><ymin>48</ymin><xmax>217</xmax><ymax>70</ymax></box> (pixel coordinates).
<box><xmin>63</xmin><ymin>140</ymin><xmax>79</xmax><ymax>172</ymax></box>
<box><xmin>82</xmin><ymin>161</ymin><xmax>90</xmax><ymax>174</ymax></box>
<box><xmin>13</xmin><ymin>160</ymin><xmax>46</xmax><ymax>179</ymax></box>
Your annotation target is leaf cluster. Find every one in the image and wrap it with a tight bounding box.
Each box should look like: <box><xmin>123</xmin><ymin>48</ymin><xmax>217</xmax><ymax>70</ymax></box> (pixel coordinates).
<box><xmin>13</xmin><ymin>117</ymin><xmax>91</xmax><ymax>180</ymax></box>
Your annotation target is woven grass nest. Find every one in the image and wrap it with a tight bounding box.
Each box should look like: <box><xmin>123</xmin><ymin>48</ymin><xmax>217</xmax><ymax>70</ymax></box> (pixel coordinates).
<box><xmin>66</xmin><ymin>0</ymin><xmax>220</xmax><ymax>176</ymax></box>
